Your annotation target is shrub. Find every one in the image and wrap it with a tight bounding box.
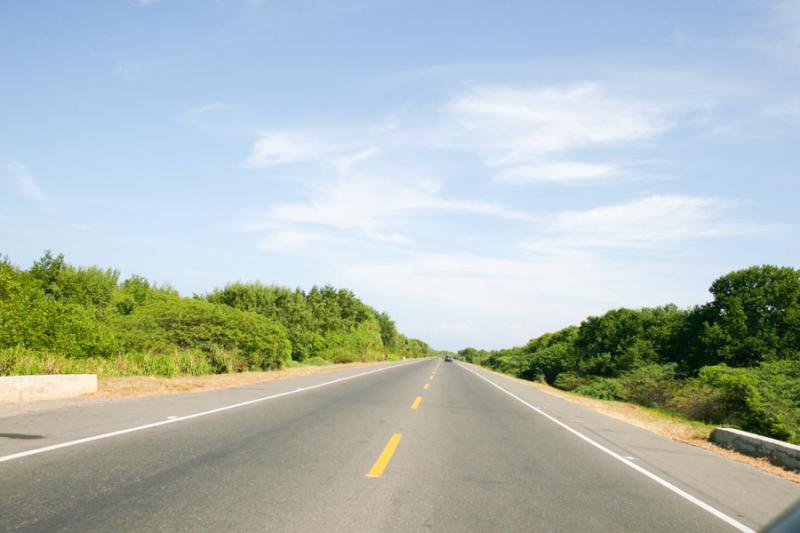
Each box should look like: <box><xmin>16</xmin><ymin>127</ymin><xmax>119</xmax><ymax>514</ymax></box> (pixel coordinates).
<box><xmin>554</xmin><ymin>372</ymin><xmax>587</xmax><ymax>391</ymax></box>
<box><xmin>669</xmin><ymin>364</ymin><xmax>798</xmax><ymax>442</ymax></box>
<box><xmin>573</xmin><ymin>378</ymin><xmax>625</xmax><ymax>401</ymax></box>
<box><xmin>618</xmin><ymin>363</ymin><xmax>678</xmax><ymax>407</ymax></box>
<box><xmin>668</xmin><ymin>379</ymin><xmax>728</xmax><ymax>422</ymax></box>
<box><xmin>301</xmin><ymin>356</ymin><xmax>332</xmax><ymax>366</ymax></box>
<box><xmin>115</xmin><ymin>297</ymin><xmax>292</xmax><ymax>370</ymax></box>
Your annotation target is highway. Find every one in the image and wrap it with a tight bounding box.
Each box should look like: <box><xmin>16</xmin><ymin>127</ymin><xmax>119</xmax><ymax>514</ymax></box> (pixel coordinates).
<box><xmin>1</xmin><ymin>358</ymin><xmax>797</xmax><ymax>532</ymax></box>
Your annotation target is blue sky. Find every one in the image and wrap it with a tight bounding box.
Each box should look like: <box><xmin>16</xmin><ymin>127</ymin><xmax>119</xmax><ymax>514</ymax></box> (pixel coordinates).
<box><xmin>1</xmin><ymin>0</ymin><xmax>798</xmax><ymax>350</ymax></box>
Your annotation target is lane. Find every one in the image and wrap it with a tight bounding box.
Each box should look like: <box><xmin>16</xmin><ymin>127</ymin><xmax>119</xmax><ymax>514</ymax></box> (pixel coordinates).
<box><xmin>0</xmin><ymin>360</ymin><xmax>425</xmax><ymax>458</ymax></box>
<box><xmin>0</xmin><ymin>359</ymin><xmax>436</xmax><ymax>531</ymax></box>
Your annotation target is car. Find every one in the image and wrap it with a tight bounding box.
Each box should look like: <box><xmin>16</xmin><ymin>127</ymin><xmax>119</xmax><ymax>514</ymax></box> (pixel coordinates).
<box><xmin>444</xmin><ymin>355</ymin><xmax>453</xmax><ymax>362</ymax></box>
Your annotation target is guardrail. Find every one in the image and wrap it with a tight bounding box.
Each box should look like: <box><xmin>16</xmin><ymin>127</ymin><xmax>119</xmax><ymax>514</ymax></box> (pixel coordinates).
<box><xmin>711</xmin><ymin>427</ymin><xmax>800</xmax><ymax>471</ymax></box>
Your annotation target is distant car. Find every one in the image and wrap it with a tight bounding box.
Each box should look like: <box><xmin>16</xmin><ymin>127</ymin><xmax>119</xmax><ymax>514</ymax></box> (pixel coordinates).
<box><xmin>444</xmin><ymin>355</ymin><xmax>453</xmax><ymax>362</ymax></box>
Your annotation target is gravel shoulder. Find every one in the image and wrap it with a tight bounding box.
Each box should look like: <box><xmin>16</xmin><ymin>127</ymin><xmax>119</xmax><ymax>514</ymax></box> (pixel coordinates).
<box><xmin>93</xmin><ymin>361</ymin><xmax>385</xmax><ymax>397</ymax></box>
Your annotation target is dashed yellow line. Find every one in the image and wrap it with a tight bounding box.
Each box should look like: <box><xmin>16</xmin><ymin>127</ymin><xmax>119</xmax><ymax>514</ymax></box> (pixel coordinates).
<box><xmin>367</xmin><ymin>433</ymin><xmax>402</xmax><ymax>478</ymax></box>
<box><xmin>423</xmin><ymin>383</ymin><xmax>430</xmax><ymax>390</ymax></box>
<box><xmin>411</xmin><ymin>396</ymin><xmax>422</xmax><ymax>410</ymax></box>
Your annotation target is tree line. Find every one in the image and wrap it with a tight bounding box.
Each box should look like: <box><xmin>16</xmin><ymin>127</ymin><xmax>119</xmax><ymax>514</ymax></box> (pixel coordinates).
<box><xmin>459</xmin><ymin>265</ymin><xmax>800</xmax><ymax>443</ymax></box>
<box><xmin>0</xmin><ymin>251</ymin><xmax>432</xmax><ymax>377</ymax></box>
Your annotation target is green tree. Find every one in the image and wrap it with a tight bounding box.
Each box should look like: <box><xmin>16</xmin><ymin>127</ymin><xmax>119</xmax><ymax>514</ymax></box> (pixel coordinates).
<box><xmin>700</xmin><ymin>265</ymin><xmax>800</xmax><ymax>366</ymax></box>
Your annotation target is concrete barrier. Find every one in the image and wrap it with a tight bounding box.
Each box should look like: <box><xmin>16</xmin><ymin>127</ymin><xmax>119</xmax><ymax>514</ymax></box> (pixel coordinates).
<box><xmin>0</xmin><ymin>375</ymin><xmax>97</xmax><ymax>404</ymax></box>
<box><xmin>711</xmin><ymin>427</ymin><xmax>800</xmax><ymax>471</ymax></box>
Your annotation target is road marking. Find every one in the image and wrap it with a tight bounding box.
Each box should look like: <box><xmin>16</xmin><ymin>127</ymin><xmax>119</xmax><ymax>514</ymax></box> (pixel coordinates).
<box><xmin>423</xmin><ymin>383</ymin><xmax>430</xmax><ymax>390</ymax></box>
<box><xmin>429</xmin><ymin>374</ymin><xmax>435</xmax><ymax>380</ymax></box>
<box><xmin>0</xmin><ymin>360</ymin><xmax>426</xmax><ymax>465</ymax></box>
<box><xmin>411</xmin><ymin>396</ymin><xmax>422</xmax><ymax>410</ymax></box>
<box><xmin>367</xmin><ymin>433</ymin><xmax>402</xmax><ymax>478</ymax></box>
<box><xmin>457</xmin><ymin>363</ymin><xmax>756</xmax><ymax>533</ymax></box>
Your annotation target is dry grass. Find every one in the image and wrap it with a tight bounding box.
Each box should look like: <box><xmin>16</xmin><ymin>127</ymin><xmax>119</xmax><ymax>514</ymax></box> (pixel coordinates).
<box><xmin>481</xmin><ymin>366</ymin><xmax>800</xmax><ymax>484</ymax></box>
<box><xmin>93</xmin><ymin>361</ymin><xmax>380</xmax><ymax>398</ymax></box>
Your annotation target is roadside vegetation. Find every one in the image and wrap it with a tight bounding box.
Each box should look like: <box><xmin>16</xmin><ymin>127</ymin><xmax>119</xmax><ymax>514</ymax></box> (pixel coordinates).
<box><xmin>459</xmin><ymin>265</ymin><xmax>800</xmax><ymax>444</ymax></box>
<box><xmin>0</xmin><ymin>251</ymin><xmax>433</xmax><ymax>378</ymax></box>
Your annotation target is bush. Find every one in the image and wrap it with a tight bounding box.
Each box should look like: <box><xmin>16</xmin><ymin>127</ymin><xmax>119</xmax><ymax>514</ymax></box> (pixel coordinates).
<box><xmin>115</xmin><ymin>297</ymin><xmax>292</xmax><ymax>370</ymax></box>
<box><xmin>669</xmin><ymin>364</ymin><xmax>797</xmax><ymax>442</ymax></box>
<box><xmin>318</xmin><ymin>319</ymin><xmax>385</xmax><ymax>363</ymax></box>
<box><xmin>553</xmin><ymin>372</ymin><xmax>587</xmax><ymax>391</ymax></box>
<box><xmin>301</xmin><ymin>356</ymin><xmax>332</xmax><ymax>366</ymax></box>
<box><xmin>668</xmin><ymin>379</ymin><xmax>728</xmax><ymax>422</ymax></box>
<box><xmin>573</xmin><ymin>378</ymin><xmax>625</xmax><ymax>401</ymax></box>
<box><xmin>0</xmin><ymin>252</ymin><xmax>424</xmax><ymax>377</ymax></box>
<box><xmin>618</xmin><ymin>363</ymin><xmax>678</xmax><ymax>407</ymax></box>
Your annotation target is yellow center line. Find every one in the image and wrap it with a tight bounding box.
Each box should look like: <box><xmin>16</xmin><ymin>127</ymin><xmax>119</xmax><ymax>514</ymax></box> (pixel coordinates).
<box><xmin>411</xmin><ymin>396</ymin><xmax>422</xmax><ymax>410</ymax></box>
<box><xmin>429</xmin><ymin>374</ymin><xmax>434</xmax><ymax>380</ymax></box>
<box><xmin>423</xmin><ymin>383</ymin><xmax>430</xmax><ymax>390</ymax></box>
<box><xmin>366</xmin><ymin>433</ymin><xmax>402</xmax><ymax>478</ymax></box>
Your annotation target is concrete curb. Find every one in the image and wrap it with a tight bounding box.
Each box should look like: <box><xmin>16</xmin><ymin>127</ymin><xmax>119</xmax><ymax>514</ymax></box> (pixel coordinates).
<box><xmin>0</xmin><ymin>375</ymin><xmax>97</xmax><ymax>404</ymax></box>
<box><xmin>711</xmin><ymin>427</ymin><xmax>800</xmax><ymax>471</ymax></box>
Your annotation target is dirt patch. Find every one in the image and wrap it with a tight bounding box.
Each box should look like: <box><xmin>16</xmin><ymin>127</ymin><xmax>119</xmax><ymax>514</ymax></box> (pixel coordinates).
<box><xmin>480</xmin><ymin>366</ymin><xmax>800</xmax><ymax>484</ymax></box>
<box><xmin>93</xmin><ymin>362</ymin><xmax>382</xmax><ymax>398</ymax></box>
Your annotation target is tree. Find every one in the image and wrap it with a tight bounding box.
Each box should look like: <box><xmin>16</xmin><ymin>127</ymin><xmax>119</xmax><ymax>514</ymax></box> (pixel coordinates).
<box><xmin>700</xmin><ymin>265</ymin><xmax>800</xmax><ymax>366</ymax></box>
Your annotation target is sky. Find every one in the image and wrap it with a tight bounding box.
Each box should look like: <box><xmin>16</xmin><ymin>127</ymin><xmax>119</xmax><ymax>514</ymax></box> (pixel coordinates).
<box><xmin>1</xmin><ymin>0</ymin><xmax>798</xmax><ymax>351</ymax></box>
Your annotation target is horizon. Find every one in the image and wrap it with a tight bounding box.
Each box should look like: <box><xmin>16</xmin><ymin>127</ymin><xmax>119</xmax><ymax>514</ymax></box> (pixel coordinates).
<box><xmin>2</xmin><ymin>0</ymin><xmax>798</xmax><ymax>351</ymax></box>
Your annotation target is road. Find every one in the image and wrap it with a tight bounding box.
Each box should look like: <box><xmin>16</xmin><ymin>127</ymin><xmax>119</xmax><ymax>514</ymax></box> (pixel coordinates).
<box><xmin>1</xmin><ymin>358</ymin><xmax>797</xmax><ymax>532</ymax></box>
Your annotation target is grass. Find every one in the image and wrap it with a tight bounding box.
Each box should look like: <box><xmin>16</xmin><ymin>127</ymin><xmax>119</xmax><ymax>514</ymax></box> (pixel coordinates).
<box><xmin>0</xmin><ymin>347</ymin><xmax>400</xmax><ymax>378</ymax></box>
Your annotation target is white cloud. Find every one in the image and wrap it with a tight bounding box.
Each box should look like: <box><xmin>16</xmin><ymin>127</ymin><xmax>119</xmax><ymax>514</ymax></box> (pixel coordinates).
<box><xmin>492</xmin><ymin>161</ymin><xmax>617</xmax><ymax>184</ymax></box>
<box><xmin>245</xmin><ymin>131</ymin><xmax>339</xmax><ymax>168</ymax></box>
<box><xmin>237</xmin><ymin>82</ymin><xmax>782</xmax><ymax>349</ymax></box>
<box><xmin>6</xmin><ymin>160</ymin><xmax>47</xmax><ymax>204</ymax></box>
<box><xmin>184</xmin><ymin>101</ymin><xmax>237</xmax><ymax>120</ymax></box>
<box><xmin>254</xmin><ymin>172</ymin><xmax>537</xmax><ymax>247</ymax></box>
<box><xmin>522</xmin><ymin>194</ymin><xmax>772</xmax><ymax>252</ymax></box>
<box><xmin>447</xmin><ymin>83</ymin><xmax>670</xmax><ymax>167</ymax></box>
<box><xmin>244</xmin><ymin>83</ymin><xmax>675</xmax><ymax>186</ymax></box>
<box><xmin>340</xmin><ymin>246</ymin><xmax>710</xmax><ymax>349</ymax></box>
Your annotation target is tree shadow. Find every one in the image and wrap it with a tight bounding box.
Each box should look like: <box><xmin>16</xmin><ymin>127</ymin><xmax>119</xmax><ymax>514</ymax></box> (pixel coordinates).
<box><xmin>0</xmin><ymin>433</ymin><xmax>44</xmax><ymax>439</ymax></box>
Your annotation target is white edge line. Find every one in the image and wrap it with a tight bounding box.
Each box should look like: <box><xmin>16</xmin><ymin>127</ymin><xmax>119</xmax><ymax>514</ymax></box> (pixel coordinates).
<box><xmin>0</xmin><ymin>359</ymin><xmax>428</xmax><ymax>464</ymax></box>
<box><xmin>457</xmin><ymin>362</ymin><xmax>756</xmax><ymax>533</ymax></box>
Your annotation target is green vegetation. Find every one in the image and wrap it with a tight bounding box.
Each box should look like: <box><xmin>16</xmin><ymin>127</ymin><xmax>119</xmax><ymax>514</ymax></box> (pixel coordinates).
<box><xmin>460</xmin><ymin>265</ymin><xmax>800</xmax><ymax>443</ymax></box>
<box><xmin>0</xmin><ymin>251</ymin><xmax>432</xmax><ymax>377</ymax></box>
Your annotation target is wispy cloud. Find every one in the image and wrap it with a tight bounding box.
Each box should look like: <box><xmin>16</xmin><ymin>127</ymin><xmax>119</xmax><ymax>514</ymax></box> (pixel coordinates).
<box><xmin>492</xmin><ymin>161</ymin><xmax>618</xmax><ymax>185</ymax></box>
<box><xmin>522</xmin><ymin>194</ymin><xmax>776</xmax><ymax>253</ymax></box>
<box><xmin>5</xmin><ymin>160</ymin><xmax>48</xmax><ymax>204</ymax></box>
<box><xmin>245</xmin><ymin>131</ymin><xmax>342</xmax><ymax>168</ymax></box>
<box><xmin>445</xmin><ymin>83</ymin><xmax>669</xmax><ymax>184</ymax></box>
<box><xmin>246</xmin><ymin>141</ymin><xmax>538</xmax><ymax>249</ymax></box>
<box><xmin>244</xmin><ymin>83</ymin><xmax>679</xmax><ymax>188</ymax></box>
<box><xmin>184</xmin><ymin>101</ymin><xmax>238</xmax><ymax>120</ymax></box>
<box><xmin>238</xmin><ymin>80</ymin><xmax>783</xmax><ymax>348</ymax></box>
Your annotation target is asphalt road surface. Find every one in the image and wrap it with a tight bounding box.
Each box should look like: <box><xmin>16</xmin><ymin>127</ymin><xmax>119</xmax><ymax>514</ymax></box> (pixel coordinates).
<box><xmin>1</xmin><ymin>358</ymin><xmax>798</xmax><ymax>532</ymax></box>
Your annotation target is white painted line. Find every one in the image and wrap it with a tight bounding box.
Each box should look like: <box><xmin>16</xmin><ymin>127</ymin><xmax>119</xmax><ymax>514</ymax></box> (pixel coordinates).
<box><xmin>166</xmin><ymin>416</ymin><xmax>177</xmax><ymax>420</ymax></box>
<box><xmin>0</xmin><ymin>360</ymin><xmax>424</xmax><ymax>464</ymax></box>
<box><xmin>458</xmin><ymin>363</ymin><xmax>756</xmax><ymax>533</ymax></box>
